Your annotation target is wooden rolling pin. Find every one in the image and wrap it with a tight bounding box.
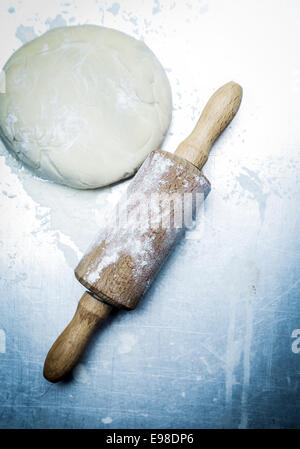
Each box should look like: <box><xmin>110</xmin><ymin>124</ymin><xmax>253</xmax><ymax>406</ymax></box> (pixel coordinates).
<box><xmin>44</xmin><ymin>81</ymin><xmax>243</xmax><ymax>383</ymax></box>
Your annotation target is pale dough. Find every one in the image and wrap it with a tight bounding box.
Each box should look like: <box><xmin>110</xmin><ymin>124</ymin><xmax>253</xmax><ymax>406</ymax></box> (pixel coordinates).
<box><xmin>0</xmin><ymin>25</ymin><xmax>172</xmax><ymax>189</ymax></box>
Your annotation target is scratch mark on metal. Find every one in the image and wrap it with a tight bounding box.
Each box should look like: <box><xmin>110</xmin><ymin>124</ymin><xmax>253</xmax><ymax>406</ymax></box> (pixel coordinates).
<box><xmin>224</xmin><ymin>291</ymin><xmax>237</xmax><ymax>422</ymax></box>
<box><xmin>239</xmin><ymin>283</ymin><xmax>255</xmax><ymax>428</ymax></box>
<box><xmin>0</xmin><ymin>330</ymin><xmax>6</xmax><ymax>353</ymax></box>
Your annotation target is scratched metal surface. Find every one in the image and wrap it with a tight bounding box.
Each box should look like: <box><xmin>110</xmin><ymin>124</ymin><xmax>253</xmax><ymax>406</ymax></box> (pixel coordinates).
<box><xmin>0</xmin><ymin>0</ymin><xmax>300</xmax><ymax>429</ymax></box>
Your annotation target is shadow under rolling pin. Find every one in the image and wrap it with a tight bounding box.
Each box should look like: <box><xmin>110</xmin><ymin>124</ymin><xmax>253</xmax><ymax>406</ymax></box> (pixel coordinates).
<box><xmin>44</xmin><ymin>81</ymin><xmax>243</xmax><ymax>383</ymax></box>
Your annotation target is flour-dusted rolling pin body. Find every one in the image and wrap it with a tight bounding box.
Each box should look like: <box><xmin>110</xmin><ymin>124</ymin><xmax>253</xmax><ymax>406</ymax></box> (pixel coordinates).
<box><xmin>75</xmin><ymin>150</ymin><xmax>211</xmax><ymax>310</ymax></box>
<box><xmin>44</xmin><ymin>82</ymin><xmax>243</xmax><ymax>382</ymax></box>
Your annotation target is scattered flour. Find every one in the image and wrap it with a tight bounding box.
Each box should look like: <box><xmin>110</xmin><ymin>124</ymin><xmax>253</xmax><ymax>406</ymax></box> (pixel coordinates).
<box><xmin>72</xmin><ymin>363</ymin><xmax>89</xmax><ymax>384</ymax></box>
<box><xmin>102</xmin><ymin>416</ymin><xmax>113</xmax><ymax>424</ymax></box>
<box><xmin>117</xmin><ymin>332</ymin><xmax>137</xmax><ymax>354</ymax></box>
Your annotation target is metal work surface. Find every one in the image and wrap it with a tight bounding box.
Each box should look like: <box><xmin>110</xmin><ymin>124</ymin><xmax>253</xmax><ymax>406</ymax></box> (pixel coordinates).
<box><xmin>0</xmin><ymin>0</ymin><xmax>300</xmax><ymax>429</ymax></box>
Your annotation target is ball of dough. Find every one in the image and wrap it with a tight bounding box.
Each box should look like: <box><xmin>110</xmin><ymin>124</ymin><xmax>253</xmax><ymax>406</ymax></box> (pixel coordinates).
<box><xmin>0</xmin><ymin>25</ymin><xmax>172</xmax><ymax>189</ymax></box>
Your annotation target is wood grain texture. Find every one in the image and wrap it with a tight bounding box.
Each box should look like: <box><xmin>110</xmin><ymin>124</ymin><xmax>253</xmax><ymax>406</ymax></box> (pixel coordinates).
<box><xmin>43</xmin><ymin>292</ymin><xmax>112</xmax><ymax>383</ymax></box>
<box><xmin>175</xmin><ymin>81</ymin><xmax>242</xmax><ymax>169</ymax></box>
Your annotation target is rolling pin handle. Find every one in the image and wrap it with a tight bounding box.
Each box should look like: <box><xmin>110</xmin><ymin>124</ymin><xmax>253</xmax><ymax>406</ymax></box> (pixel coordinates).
<box><xmin>43</xmin><ymin>292</ymin><xmax>112</xmax><ymax>383</ymax></box>
<box><xmin>175</xmin><ymin>81</ymin><xmax>243</xmax><ymax>170</ymax></box>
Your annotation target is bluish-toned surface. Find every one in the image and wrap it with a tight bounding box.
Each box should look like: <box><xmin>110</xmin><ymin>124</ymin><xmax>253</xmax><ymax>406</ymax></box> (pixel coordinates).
<box><xmin>0</xmin><ymin>0</ymin><xmax>300</xmax><ymax>429</ymax></box>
